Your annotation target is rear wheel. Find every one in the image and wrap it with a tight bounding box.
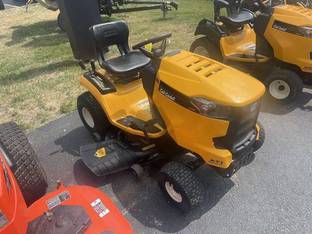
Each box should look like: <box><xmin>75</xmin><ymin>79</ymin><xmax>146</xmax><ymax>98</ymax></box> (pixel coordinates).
<box><xmin>190</xmin><ymin>37</ymin><xmax>222</xmax><ymax>62</ymax></box>
<box><xmin>158</xmin><ymin>161</ymin><xmax>205</xmax><ymax>213</ymax></box>
<box><xmin>77</xmin><ymin>92</ymin><xmax>111</xmax><ymax>140</ymax></box>
<box><xmin>266</xmin><ymin>68</ymin><xmax>303</xmax><ymax>104</ymax></box>
<box><xmin>0</xmin><ymin>122</ymin><xmax>47</xmax><ymax>206</ymax></box>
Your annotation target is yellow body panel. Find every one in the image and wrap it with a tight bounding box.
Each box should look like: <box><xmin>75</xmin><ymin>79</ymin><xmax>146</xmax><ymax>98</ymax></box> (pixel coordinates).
<box><xmin>156</xmin><ymin>50</ymin><xmax>265</xmax><ymax>107</ymax></box>
<box><xmin>80</xmin><ymin>72</ymin><xmax>166</xmax><ymax>138</ymax></box>
<box><xmin>219</xmin><ymin>5</ymin><xmax>312</xmax><ymax>72</ymax></box>
<box><xmin>153</xmin><ymin>80</ymin><xmax>232</xmax><ymax>168</ymax></box>
<box><xmin>80</xmin><ymin>51</ymin><xmax>264</xmax><ymax>168</ymax></box>
<box><xmin>265</xmin><ymin>5</ymin><xmax>312</xmax><ymax>73</ymax></box>
<box><xmin>152</xmin><ymin>51</ymin><xmax>265</xmax><ymax>168</ymax></box>
<box><xmin>220</xmin><ymin>25</ymin><xmax>256</xmax><ymax>59</ymax></box>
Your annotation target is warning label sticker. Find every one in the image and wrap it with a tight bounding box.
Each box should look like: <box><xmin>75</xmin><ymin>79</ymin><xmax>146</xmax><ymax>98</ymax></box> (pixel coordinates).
<box><xmin>91</xmin><ymin>198</ymin><xmax>110</xmax><ymax>218</ymax></box>
<box><xmin>46</xmin><ymin>191</ymin><xmax>70</xmax><ymax>210</ymax></box>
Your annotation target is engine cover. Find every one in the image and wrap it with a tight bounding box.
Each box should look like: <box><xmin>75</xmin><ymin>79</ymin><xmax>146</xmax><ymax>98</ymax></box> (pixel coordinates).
<box><xmin>27</xmin><ymin>205</ymin><xmax>91</xmax><ymax>234</ymax></box>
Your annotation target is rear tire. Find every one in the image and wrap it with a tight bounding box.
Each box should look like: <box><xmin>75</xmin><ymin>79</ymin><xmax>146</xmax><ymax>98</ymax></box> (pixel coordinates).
<box><xmin>190</xmin><ymin>37</ymin><xmax>222</xmax><ymax>62</ymax></box>
<box><xmin>0</xmin><ymin>122</ymin><xmax>47</xmax><ymax>206</ymax></box>
<box><xmin>265</xmin><ymin>68</ymin><xmax>303</xmax><ymax>104</ymax></box>
<box><xmin>77</xmin><ymin>92</ymin><xmax>111</xmax><ymax>140</ymax></box>
<box><xmin>158</xmin><ymin>161</ymin><xmax>205</xmax><ymax>213</ymax></box>
<box><xmin>254</xmin><ymin>122</ymin><xmax>265</xmax><ymax>152</ymax></box>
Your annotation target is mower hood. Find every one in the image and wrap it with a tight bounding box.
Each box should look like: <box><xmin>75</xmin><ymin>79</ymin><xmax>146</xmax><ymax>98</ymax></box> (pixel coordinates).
<box><xmin>158</xmin><ymin>51</ymin><xmax>265</xmax><ymax>107</ymax></box>
<box><xmin>273</xmin><ymin>5</ymin><xmax>312</xmax><ymax>26</ymax></box>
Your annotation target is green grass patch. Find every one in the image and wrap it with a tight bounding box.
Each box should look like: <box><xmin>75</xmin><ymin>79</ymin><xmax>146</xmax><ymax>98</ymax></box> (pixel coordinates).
<box><xmin>0</xmin><ymin>0</ymin><xmax>213</xmax><ymax>130</ymax></box>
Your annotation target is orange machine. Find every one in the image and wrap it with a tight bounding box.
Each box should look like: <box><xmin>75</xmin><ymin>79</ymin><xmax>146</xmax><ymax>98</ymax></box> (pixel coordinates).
<box><xmin>0</xmin><ymin>122</ymin><xmax>132</xmax><ymax>234</ymax></box>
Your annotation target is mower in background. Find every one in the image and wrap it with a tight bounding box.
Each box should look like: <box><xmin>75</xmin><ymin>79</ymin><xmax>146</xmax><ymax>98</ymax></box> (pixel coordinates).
<box><xmin>191</xmin><ymin>0</ymin><xmax>312</xmax><ymax>104</ymax></box>
<box><xmin>0</xmin><ymin>122</ymin><xmax>132</xmax><ymax>234</ymax></box>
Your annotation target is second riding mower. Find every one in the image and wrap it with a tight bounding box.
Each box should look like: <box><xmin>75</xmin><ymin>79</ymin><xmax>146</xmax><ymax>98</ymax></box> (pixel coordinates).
<box><xmin>57</xmin><ymin>0</ymin><xmax>266</xmax><ymax>212</ymax></box>
<box><xmin>0</xmin><ymin>122</ymin><xmax>133</xmax><ymax>234</ymax></box>
<box><xmin>191</xmin><ymin>0</ymin><xmax>312</xmax><ymax>104</ymax></box>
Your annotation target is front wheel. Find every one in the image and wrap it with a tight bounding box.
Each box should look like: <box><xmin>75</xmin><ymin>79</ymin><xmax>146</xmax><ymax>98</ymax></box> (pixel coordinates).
<box><xmin>190</xmin><ymin>37</ymin><xmax>222</xmax><ymax>62</ymax></box>
<box><xmin>0</xmin><ymin>122</ymin><xmax>48</xmax><ymax>206</ymax></box>
<box><xmin>158</xmin><ymin>161</ymin><xmax>205</xmax><ymax>213</ymax></box>
<box><xmin>266</xmin><ymin>68</ymin><xmax>303</xmax><ymax>104</ymax></box>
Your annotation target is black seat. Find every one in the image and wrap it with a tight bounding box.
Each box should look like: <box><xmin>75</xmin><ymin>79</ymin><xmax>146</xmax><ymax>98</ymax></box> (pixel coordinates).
<box><xmin>90</xmin><ymin>21</ymin><xmax>151</xmax><ymax>77</ymax></box>
<box><xmin>102</xmin><ymin>51</ymin><xmax>150</xmax><ymax>74</ymax></box>
<box><xmin>220</xmin><ymin>9</ymin><xmax>254</xmax><ymax>27</ymax></box>
<box><xmin>214</xmin><ymin>0</ymin><xmax>254</xmax><ymax>28</ymax></box>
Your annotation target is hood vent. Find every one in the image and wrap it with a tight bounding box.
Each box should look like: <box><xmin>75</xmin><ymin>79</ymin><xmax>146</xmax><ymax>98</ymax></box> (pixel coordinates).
<box><xmin>178</xmin><ymin>54</ymin><xmax>224</xmax><ymax>78</ymax></box>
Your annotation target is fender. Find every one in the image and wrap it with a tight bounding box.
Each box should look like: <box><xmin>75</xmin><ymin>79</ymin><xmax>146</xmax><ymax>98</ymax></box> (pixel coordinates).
<box><xmin>194</xmin><ymin>19</ymin><xmax>225</xmax><ymax>47</ymax></box>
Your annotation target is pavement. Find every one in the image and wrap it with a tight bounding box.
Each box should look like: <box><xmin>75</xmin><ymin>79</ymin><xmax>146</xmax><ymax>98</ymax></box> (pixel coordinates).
<box><xmin>28</xmin><ymin>88</ymin><xmax>312</xmax><ymax>234</ymax></box>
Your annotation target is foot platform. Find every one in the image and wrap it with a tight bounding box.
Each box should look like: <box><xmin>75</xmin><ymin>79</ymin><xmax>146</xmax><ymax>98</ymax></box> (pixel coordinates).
<box><xmin>80</xmin><ymin>139</ymin><xmax>157</xmax><ymax>176</ymax></box>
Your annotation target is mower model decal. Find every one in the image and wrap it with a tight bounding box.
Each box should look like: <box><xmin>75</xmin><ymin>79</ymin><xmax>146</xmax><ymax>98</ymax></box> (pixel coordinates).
<box><xmin>272</xmin><ymin>20</ymin><xmax>306</xmax><ymax>38</ymax></box>
<box><xmin>159</xmin><ymin>81</ymin><xmax>191</xmax><ymax>108</ymax></box>
<box><xmin>95</xmin><ymin>147</ymin><xmax>107</xmax><ymax>158</ymax></box>
<box><xmin>84</xmin><ymin>72</ymin><xmax>116</xmax><ymax>95</ymax></box>
<box><xmin>46</xmin><ymin>191</ymin><xmax>70</xmax><ymax>210</ymax></box>
<box><xmin>91</xmin><ymin>198</ymin><xmax>110</xmax><ymax>218</ymax></box>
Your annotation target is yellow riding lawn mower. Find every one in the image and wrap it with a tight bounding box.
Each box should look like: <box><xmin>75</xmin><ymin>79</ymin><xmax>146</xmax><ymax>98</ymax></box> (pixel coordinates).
<box><xmin>59</xmin><ymin>0</ymin><xmax>266</xmax><ymax>212</ymax></box>
<box><xmin>191</xmin><ymin>0</ymin><xmax>312</xmax><ymax>104</ymax></box>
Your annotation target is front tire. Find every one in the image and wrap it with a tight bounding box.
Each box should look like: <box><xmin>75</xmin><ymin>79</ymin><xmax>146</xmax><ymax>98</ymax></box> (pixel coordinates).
<box><xmin>190</xmin><ymin>37</ymin><xmax>222</xmax><ymax>62</ymax></box>
<box><xmin>266</xmin><ymin>68</ymin><xmax>303</xmax><ymax>104</ymax></box>
<box><xmin>0</xmin><ymin>122</ymin><xmax>47</xmax><ymax>206</ymax></box>
<box><xmin>77</xmin><ymin>92</ymin><xmax>111</xmax><ymax>140</ymax></box>
<box><xmin>158</xmin><ymin>161</ymin><xmax>205</xmax><ymax>213</ymax></box>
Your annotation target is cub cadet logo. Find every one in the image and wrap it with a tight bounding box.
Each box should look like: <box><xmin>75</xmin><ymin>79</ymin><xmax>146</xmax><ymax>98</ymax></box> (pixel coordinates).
<box><xmin>273</xmin><ymin>25</ymin><xmax>287</xmax><ymax>32</ymax></box>
<box><xmin>160</xmin><ymin>87</ymin><xmax>176</xmax><ymax>101</ymax></box>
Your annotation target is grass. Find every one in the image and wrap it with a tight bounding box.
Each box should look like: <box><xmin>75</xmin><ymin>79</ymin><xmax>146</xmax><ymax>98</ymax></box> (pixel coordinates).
<box><xmin>0</xmin><ymin>0</ymin><xmax>213</xmax><ymax>131</ymax></box>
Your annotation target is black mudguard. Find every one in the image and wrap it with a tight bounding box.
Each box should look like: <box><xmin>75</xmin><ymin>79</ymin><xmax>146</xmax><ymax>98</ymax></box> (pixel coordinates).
<box><xmin>194</xmin><ymin>19</ymin><xmax>224</xmax><ymax>47</ymax></box>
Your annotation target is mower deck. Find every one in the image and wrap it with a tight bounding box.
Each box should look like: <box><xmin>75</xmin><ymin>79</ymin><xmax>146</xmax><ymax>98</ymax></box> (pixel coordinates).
<box><xmin>25</xmin><ymin>184</ymin><xmax>132</xmax><ymax>234</ymax></box>
<box><xmin>80</xmin><ymin>139</ymin><xmax>157</xmax><ymax>176</ymax></box>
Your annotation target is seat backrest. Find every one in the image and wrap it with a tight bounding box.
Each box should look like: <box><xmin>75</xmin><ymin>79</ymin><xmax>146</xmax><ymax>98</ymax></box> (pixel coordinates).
<box><xmin>57</xmin><ymin>0</ymin><xmax>101</xmax><ymax>61</ymax></box>
<box><xmin>90</xmin><ymin>21</ymin><xmax>130</xmax><ymax>56</ymax></box>
<box><xmin>214</xmin><ymin>0</ymin><xmax>242</xmax><ymax>21</ymax></box>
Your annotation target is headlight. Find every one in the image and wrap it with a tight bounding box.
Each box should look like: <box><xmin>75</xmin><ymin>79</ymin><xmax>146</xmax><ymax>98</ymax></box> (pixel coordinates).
<box><xmin>298</xmin><ymin>26</ymin><xmax>312</xmax><ymax>38</ymax></box>
<box><xmin>190</xmin><ymin>97</ymin><xmax>231</xmax><ymax>120</ymax></box>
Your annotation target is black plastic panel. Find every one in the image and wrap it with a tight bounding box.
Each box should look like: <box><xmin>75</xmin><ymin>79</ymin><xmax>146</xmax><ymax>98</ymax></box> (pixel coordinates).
<box><xmin>56</xmin><ymin>0</ymin><xmax>101</xmax><ymax>60</ymax></box>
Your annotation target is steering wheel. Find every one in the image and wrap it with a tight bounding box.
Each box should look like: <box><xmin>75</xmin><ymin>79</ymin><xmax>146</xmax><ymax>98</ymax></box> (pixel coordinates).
<box><xmin>132</xmin><ymin>33</ymin><xmax>172</xmax><ymax>58</ymax></box>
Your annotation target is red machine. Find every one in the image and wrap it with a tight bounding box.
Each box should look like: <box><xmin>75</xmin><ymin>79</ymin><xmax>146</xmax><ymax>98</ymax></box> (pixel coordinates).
<box><xmin>0</xmin><ymin>122</ymin><xmax>132</xmax><ymax>234</ymax></box>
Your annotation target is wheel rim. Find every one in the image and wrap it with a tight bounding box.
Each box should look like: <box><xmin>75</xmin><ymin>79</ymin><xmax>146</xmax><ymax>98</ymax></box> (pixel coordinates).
<box><xmin>82</xmin><ymin>107</ymin><xmax>95</xmax><ymax>128</ymax></box>
<box><xmin>165</xmin><ymin>181</ymin><xmax>183</xmax><ymax>203</ymax></box>
<box><xmin>269</xmin><ymin>80</ymin><xmax>291</xmax><ymax>100</ymax></box>
<box><xmin>193</xmin><ymin>46</ymin><xmax>210</xmax><ymax>57</ymax></box>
